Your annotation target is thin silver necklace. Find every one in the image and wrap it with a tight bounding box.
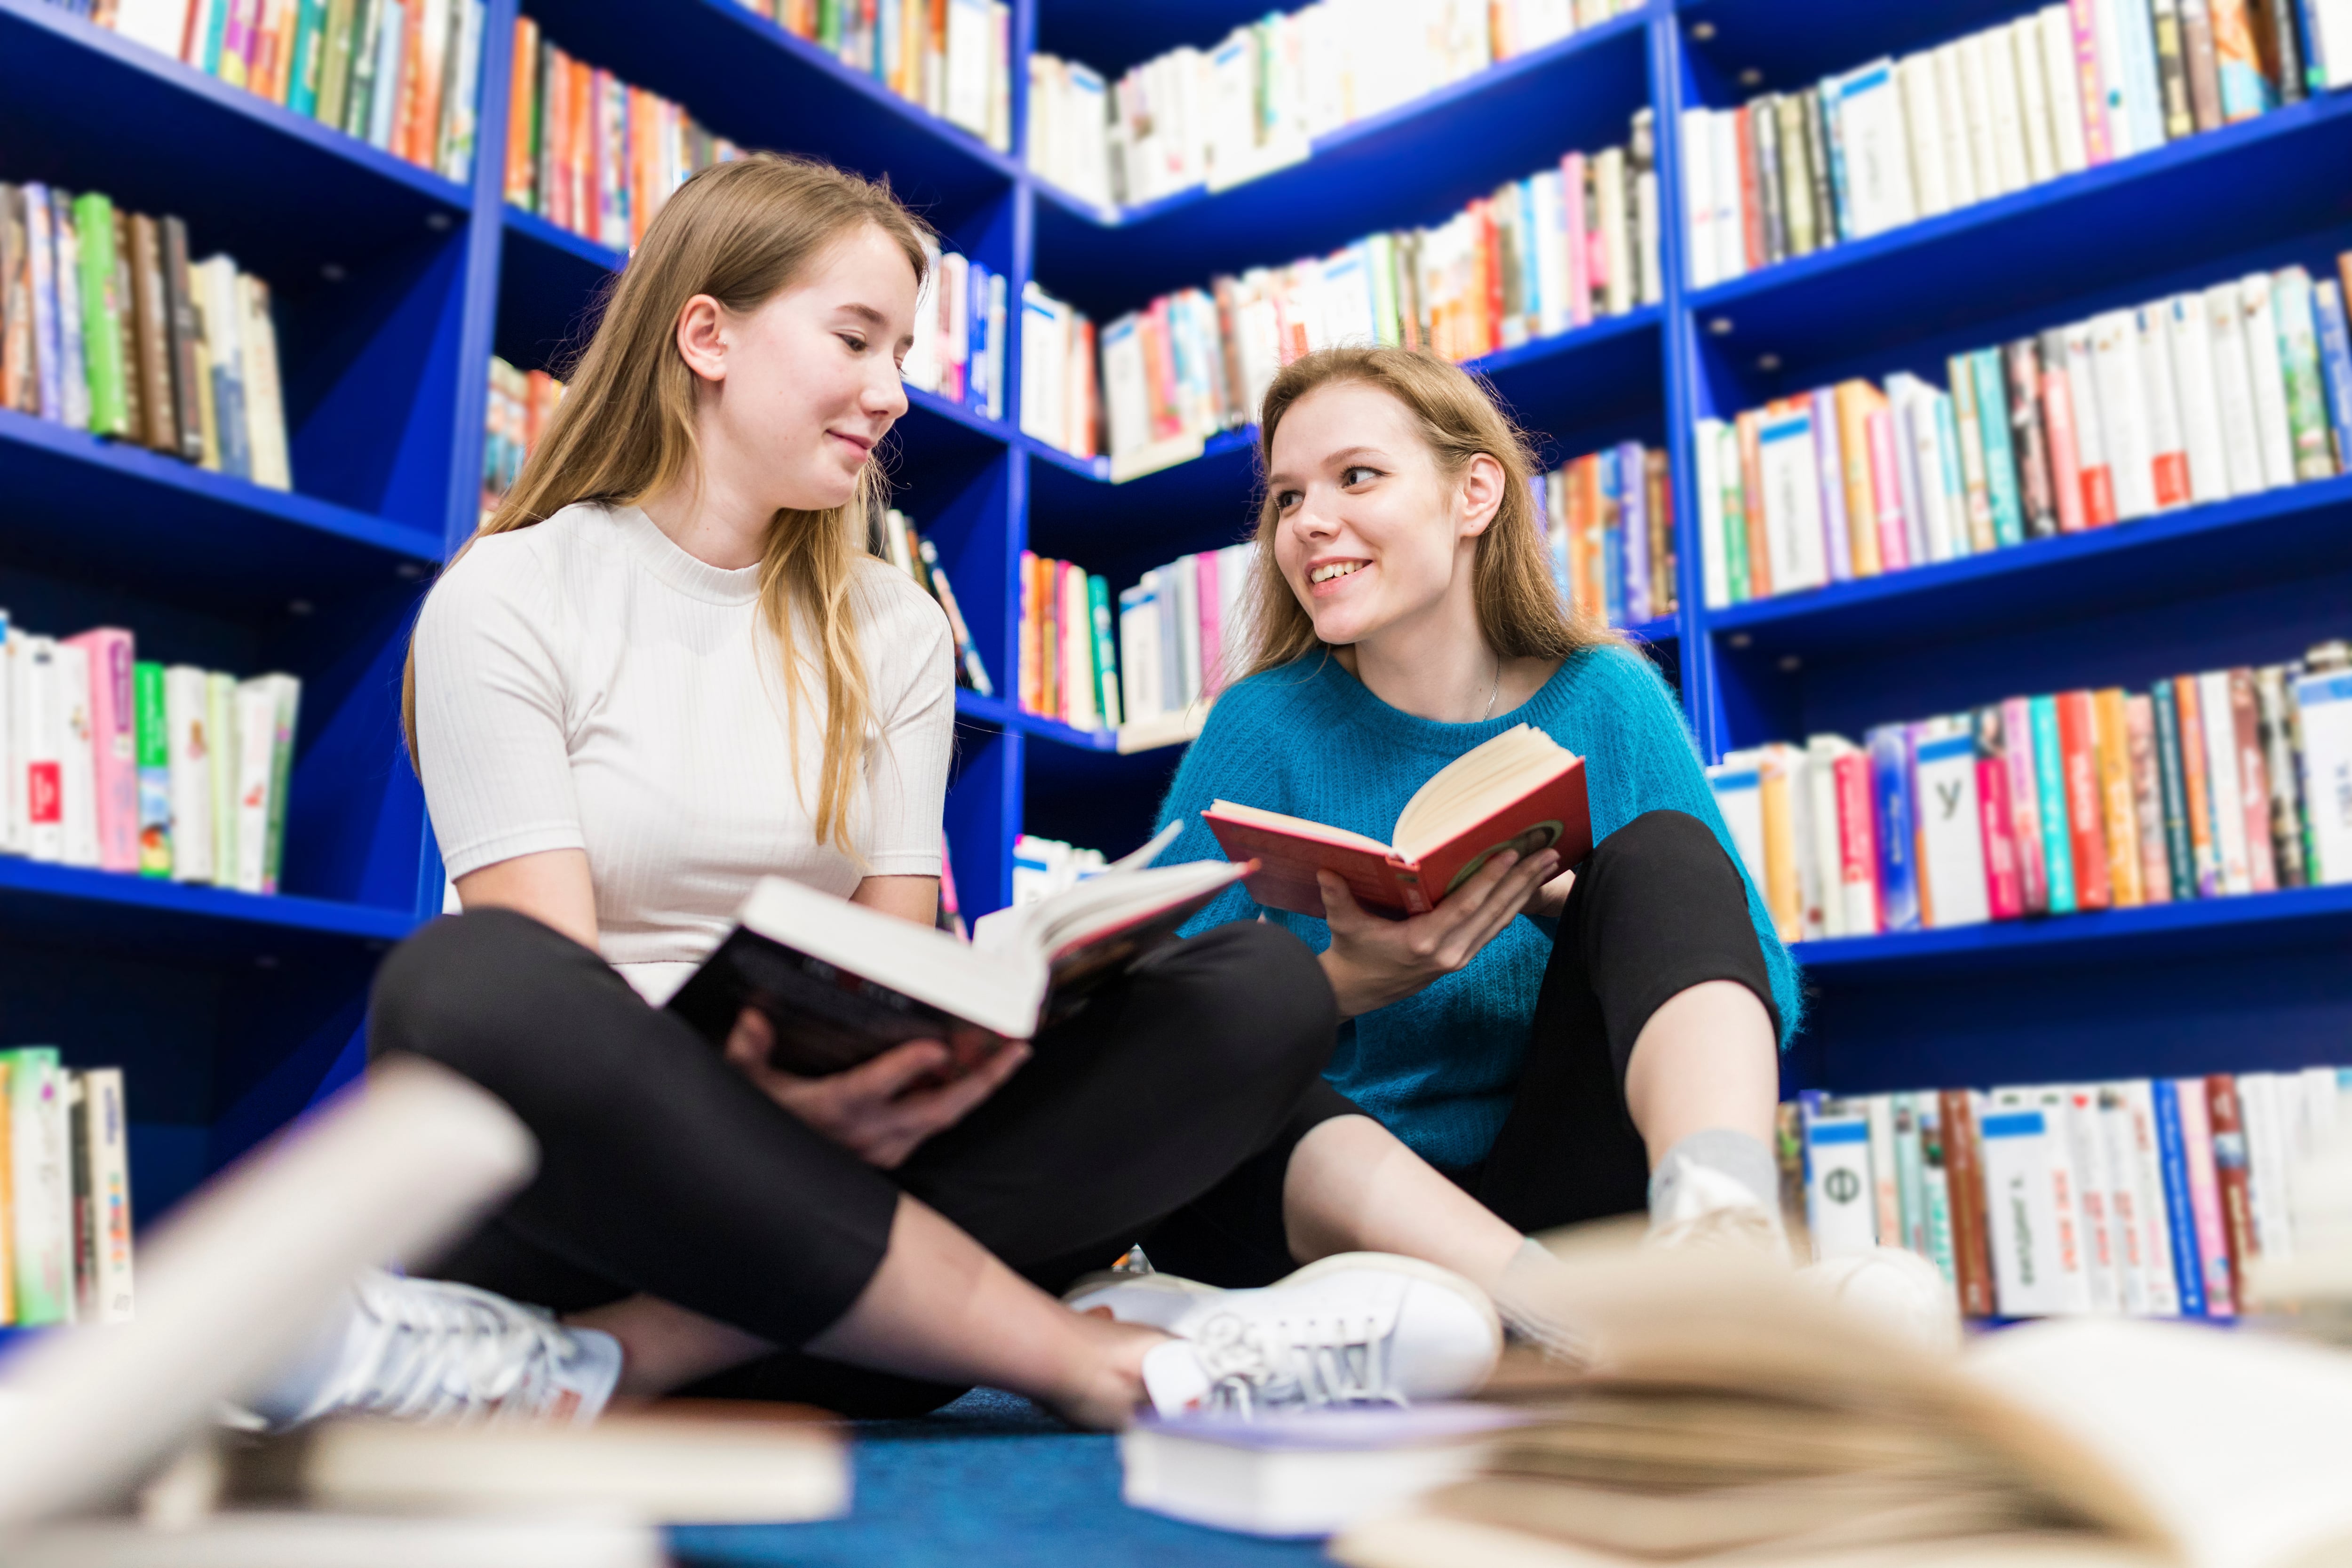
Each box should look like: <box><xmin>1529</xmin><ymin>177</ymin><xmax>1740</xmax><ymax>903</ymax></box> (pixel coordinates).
<box><xmin>1484</xmin><ymin>654</ymin><xmax>1502</xmax><ymax>720</ymax></box>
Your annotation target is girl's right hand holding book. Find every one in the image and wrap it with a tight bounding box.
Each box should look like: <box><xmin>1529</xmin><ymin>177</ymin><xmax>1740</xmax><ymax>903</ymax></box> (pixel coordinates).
<box><xmin>723</xmin><ymin>1008</ymin><xmax>1032</xmax><ymax>1170</ymax></box>
<box><xmin>1314</xmin><ymin>845</ymin><xmax>1559</xmax><ymax>1020</ymax></box>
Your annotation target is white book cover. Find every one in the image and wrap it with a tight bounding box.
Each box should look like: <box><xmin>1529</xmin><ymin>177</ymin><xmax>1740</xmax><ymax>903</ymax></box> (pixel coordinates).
<box><xmin>1911</xmin><ymin>716</ymin><xmax>1990</xmax><ymax>927</ymax></box>
<box><xmin>2236</xmin><ymin>272</ymin><xmax>2298</xmax><ymax>490</ymax></box>
<box><xmin>2237</xmin><ymin>1072</ymin><xmax>2297</xmax><ymax>1261</ymax></box>
<box><xmin>2062</xmin><ymin>321</ymin><xmax>2112</xmax><ymax>514</ymax></box>
<box><xmin>1636</xmin><ymin>167</ymin><xmax>1663</xmax><ymax>307</ymax></box>
<box><xmin>2090</xmin><ymin>0</ymin><xmax>2136</xmax><ymax>158</ymax></box>
<box><xmin>75</xmin><ymin>1067</ymin><xmax>134</xmax><ymax>1325</ymax></box>
<box><xmin>162</xmin><ymin>665</ymin><xmax>215</xmax><ymax>885</ymax></box>
<box><xmin>2038</xmin><ymin>4</ymin><xmax>2091</xmax><ymax>173</ymax></box>
<box><xmin>1098</xmin><ymin>315</ymin><xmax>1151</xmax><ymax>461</ymax></box>
<box><xmin>1786</xmin><ymin>745</ymin><xmax>1826</xmax><ymax>942</ymax></box>
<box><xmin>1679</xmin><ymin>106</ymin><xmax>1716</xmax><ymax>291</ymax></box>
<box><xmin>2204</xmin><ymin>280</ymin><xmax>2269</xmax><ymax>495</ymax></box>
<box><xmin>2195</xmin><ymin>668</ymin><xmax>2253</xmax><ymax>894</ymax></box>
<box><xmin>1805</xmin><ymin>736</ymin><xmax>1849</xmax><ymax>939</ymax></box>
<box><xmin>1932</xmin><ymin>41</ymin><xmax>1979</xmax><ymax>207</ymax></box>
<box><xmin>21</xmin><ymin>635</ymin><xmax>65</xmax><ymax>865</ymax></box>
<box><xmin>2090</xmin><ymin>310</ymin><xmax>2156</xmax><ymax>519</ymax></box>
<box><xmin>1169</xmin><ymin>556</ymin><xmax>1202</xmax><ymax>709</ymax></box>
<box><xmin>0</xmin><ymin>618</ymin><xmax>16</xmax><ymax>858</ymax></box>
<box><xmin>2059</xmin><ymin>1088</ymin><xmax>2122</xmax><ymax>1314</ymax></box>
<box><xmin>1531</xmin><ymin>169</ymin><xmax>1570</xmax><ymax>339</ymax></box>
<box><xmin>1118</xmin><ymin>585</ymin><xmax>1160</xmax><ymax>724</ymax></box>
<box><xmin>1836</xmin><ymin>60</ymin><xmax>1919</xmax><ymax>237</ymax></box>
<box><xmin>2118</xmin><ymin>1080</ymin><xmax>2181</xmax><ymax>1316</ymax></box>
<box><xmin>2135</xmin><ymin>304</ymin><xmax>2190</xmax><ymax>511</ymax></box>
<box><xmin>1900</xmin><ymin>381</ymin><xmax>1957</xmax><ymax>564</ymax></box>
<box><xmin>2092</xmin><ymin>1084</ymin><xmax>2152</xmax><ymax>1315</ymax></box>
<box><xmin>1696</xmin><ymin>417</ymin><xmax>1730</xmax><ymax>608</ymax></box>
<box><xmin>55</xmin><ymin>642</ymin><xmax>99</xmax><ymax>870</ymax></box>
<box><xmin>1756</xmin><ymin>405</ymin><xmax>1828</xmax><ymax>594</ymax></box>
<box><xmin>205</xmin><ymin>671</ymin><xmax>237</xmax><ymax>884</ymax></box>
<box><xmin>230</xmin><ymin>677</ymin><xmax>281</xmax><ymax>895</ymax></box>
<box><xmin>942</xmin><ymin>0</ymin><xmax>995</xmax><ymax>137</ymax></box>
<box><xmin>111</xmin><ymin>0</ymin><xmax>193</xmax><ymax>55</ymax></box>
<box><xmin>1866</xmin><ymin>1093</ymin><xmax>1903</xmax><ymax>1247</ymax></box>
<box><xmin>2010</xmin><ymin>16</ymin><xmax>2058</xmax><ymax>183</ymax></box>
<box><xmin>1981</xmin><ymin>23</ymin><xmax>2033</xmax><ymax>195</ymax></box>
<box><xmin>1710</xmin><ymin>109</ymin><xmax>1744</xmax><ymax>283</ymax></box>
<box><xmin>1595</xmin><ymin>146</ymin><xmax>1632</xmax><ymax>317</ymax></box>
<box><xmin>2294</xmin><ymin>668</ymin><xmax>2352</xmax><ymax>883</ymax></box>
<box><xmin>1982</xmin><ymin>1087</ymin><xmax>2092</xmax><ymax>1315</ymax></box>
<box><xmin>2164</xmin><ymin>292</ymin><xmax>2232</xmax><ymax>505</ymax></box>
<box><xmin>1708</xmin><ymin>750</ymin><xmax>1765</xmax><ymax>889</ymax></box>
<box><xmin>1896</xmin><ymin>53</ymin><xmax>1950</xmax><ymax>218</ymax></box>
<box><xmin>2112</xmin><ymin>0</ymin><xmax>2168</xmax><ymax>154</ymax></box>
<box><xmin>1955</xmin><ymin>33</ymin><xmax>2005</xmax><ymax>202</ymax></box>
<box><xmin>2304</xmin><ymin>1065</ymin><xmax>2345</xmax><ymax>1151</ymax></box>
<box><xmin>1803</xmin><ymin>1098</ymin><xmax>1877</xmax><ymax>1259</ymax></box>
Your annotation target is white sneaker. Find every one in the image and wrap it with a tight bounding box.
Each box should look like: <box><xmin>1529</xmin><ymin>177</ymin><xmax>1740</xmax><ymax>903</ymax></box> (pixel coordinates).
<box><xmin>1110</xmin><ymin>1253</ymin><xmax>1501</xmax><ymax>1419</ymax></box>
<box><xmin>246</xmin><ymin>1269</ymin><xmax>623</xmax><ymax>1429</ymax></box>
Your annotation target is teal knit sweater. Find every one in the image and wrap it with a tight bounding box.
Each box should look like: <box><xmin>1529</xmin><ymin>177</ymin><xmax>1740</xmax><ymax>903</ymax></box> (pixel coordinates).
<box><xmin>1153</xmin><ymin>644</ymin><xmax>1802</xmax><ymax>1170</ymax></box>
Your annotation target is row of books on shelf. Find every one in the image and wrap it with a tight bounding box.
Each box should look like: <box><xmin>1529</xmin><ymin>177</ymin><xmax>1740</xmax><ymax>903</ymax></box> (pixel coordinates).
<box><xmin>1684</xmin><ymin>0</ymin><xmax>2350</xmax><ymax>291</ymax></box>
<box><xmin>1086</xmin><ymin>113</ymin><xmax>1661</xmax><ymax>471</ymax></box>
<box><xmin>1009</xmin><ymin>831</ymin><xmax>1107</xmax><ymax>906</ymax></box>
<box><xmin>0</xmin><ymin>1050</ymin><xmax>132</xmax><ymax>1329</ymax></box>
<box><xmin>1025</xmin><ymin>0</ymin><xmax>1644</xmax><ymax>207</ymax></box>
<box><xmin>1708</xmin><ymin>645</ymin><xmax>2352</xmax><ymax>946</ymax></box>
<box><xmin>730</xmin><ymin>0</ymin><xmax>1012</xmax><ymax>153</ymax></box>
<box><xmin>1699</xmin><ymin>257</ymin><xmax>2352</xmax><ymax>607</ymax></box>
<box><xmin>479</xmin><ymin>355</ymin><xmax>561</xmax><ymax>517</ymax></box>
<box><xmin>1790</xmin><ymin>1065</ymin><xmax>2349</xmax><ymax>1319</ymax></box>
<box><xmin>0</xmin><ymin>185</ymin><xmax>292</xmax><ymax>489</ymax></box>
<box><xmin>1017</xmin><ymin>282</ymin><xmax>1096</xmax><ymax>460</ymax></box>
<box><xmin>62</xmin><ymin>0</ymin><xmax>487</xmax><ymax>182</ymax></box>
<box><xmin>868</xmin><ymin>508</ymin><xmax>994</xmax><ymax>697</ymax></box>
<box><xmin>1116</xmin><ymin>543</ymin><xmax>1257</xmax><ymax>736</ymax></box>
<box><xmin>1016</xmin><ymin>549</ymin><xmax>1120</xmax><ymax>731</ymax></box>
<box><xmin>908</xmin><ymin>239</ymin><xmax>1008</xmax><ymax>421</ymax></box>
<box><xmin>1535</xmin><ymin>441</ymin><xmax>1675</xmax><ymax>628</ymax></box>
<box><xmin>0</xmin><ymin>616</ymin><xmax>302</xmax><ymax>893</ymax></box>
<box><xmin>502</xmin><ymin>16</ymin><xmax>742</xmax><ymax>254</ymax></box>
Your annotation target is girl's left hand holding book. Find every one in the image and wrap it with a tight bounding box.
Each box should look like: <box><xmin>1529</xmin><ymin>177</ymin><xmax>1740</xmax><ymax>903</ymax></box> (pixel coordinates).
<box><xmin>1315</xmin><ymin>844</ymin><xmax>1561</xmax><ymax>1020</ymax></box>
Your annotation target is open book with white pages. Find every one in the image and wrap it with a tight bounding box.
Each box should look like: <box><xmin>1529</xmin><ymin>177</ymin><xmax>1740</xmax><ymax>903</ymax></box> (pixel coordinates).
<box><xmin>1329</xmin><ymin>1240</ymin><xmax>2352</xmax><ymax>1568</ymax></box>
<box><xmin>666</xmin><ymin>820</ymin><xmax>1248</xmax><ymax>1076</ymax></box>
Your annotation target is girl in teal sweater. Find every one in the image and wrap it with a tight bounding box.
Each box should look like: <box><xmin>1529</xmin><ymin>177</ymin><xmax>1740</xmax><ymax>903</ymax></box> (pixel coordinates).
<box><xmin>1146</xmin><ymin>346</ymin><xmax>1803</xmax><ymax>1302</ymax></box>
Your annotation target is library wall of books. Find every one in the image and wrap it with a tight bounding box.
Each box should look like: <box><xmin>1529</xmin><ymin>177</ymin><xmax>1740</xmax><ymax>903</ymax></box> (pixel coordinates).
<box><xmin>3</xmin><ymin>0</ymin><xmax>2352</xmax><ymax>1361</ymax></box>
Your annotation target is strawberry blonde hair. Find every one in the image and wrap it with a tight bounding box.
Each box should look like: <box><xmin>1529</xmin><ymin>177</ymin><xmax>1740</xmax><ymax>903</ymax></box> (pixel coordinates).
<box><xmin>404</xmin><ymin>152</ymin><xmax>932</xmax><ymax>849</ymax></box>
<box><xmin>1239</xmin><ymin>344</ymin><xmax>1619</xmax><ymax>681</ymax></box>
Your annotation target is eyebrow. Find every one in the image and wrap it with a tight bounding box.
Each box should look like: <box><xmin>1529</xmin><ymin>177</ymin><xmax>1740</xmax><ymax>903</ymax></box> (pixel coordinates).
<box><xmin>834</xmin><ymin>302</ymin><xmax>889</xmax><ymax>327</ymax></box>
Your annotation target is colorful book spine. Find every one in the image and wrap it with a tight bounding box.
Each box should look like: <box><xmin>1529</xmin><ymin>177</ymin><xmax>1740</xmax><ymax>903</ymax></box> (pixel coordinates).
<box><xmin>134</xmin><ymin>659</ymin><xmax>172</xmax><ymax>877</ymax></box>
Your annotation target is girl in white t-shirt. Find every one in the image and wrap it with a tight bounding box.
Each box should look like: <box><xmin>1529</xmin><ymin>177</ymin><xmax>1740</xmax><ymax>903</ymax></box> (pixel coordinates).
<box><xmin>248</xmin><ymin>153</ymin><xmax>1548</xmax><ymax>1432</ymax></box>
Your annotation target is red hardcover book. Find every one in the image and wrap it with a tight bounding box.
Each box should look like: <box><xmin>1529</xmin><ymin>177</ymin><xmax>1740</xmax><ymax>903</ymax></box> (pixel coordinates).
<box><xmin>2229</xmin><ymin>669</ymin><xmax>2278</xmax><ymax>892</ymax></box>
<box><xmin>1478</xmin><ymin>199</ymin><xmax>1506</xmax><ymax>358</ymax></box>
<box><xmin>2206</xmin><ymin>1074</ymin><xmax>2258</xmax><ymax>1313</ymax></box>
<box><xmin>1205</xmin><ymin>726</ymin><xmax>1590</xmax><ymax>919</ymax></box>
<box><xmin>2055</xmin><ymin>690</ymin><xmax>2113</xmax><ymax>911</ymax></box>
<box><xmin>1939</xmin><ymin>1089</ymin><xmax>1997</xmax><ymax>1317</ymax></box>
<box><xmin>1833</xmin><ymin>749</ymin><xmax>1880</xmax><ymax>933</ymax></box>
<box><xmin>2039</xmin><ymin>333</ymin><xmax>2089</xmax><ymax>534</ymax></box>
<box><xmin>1974</xmin><ymin>707</ymin><xmax>2026</xmax><ymax>920</ymax></box>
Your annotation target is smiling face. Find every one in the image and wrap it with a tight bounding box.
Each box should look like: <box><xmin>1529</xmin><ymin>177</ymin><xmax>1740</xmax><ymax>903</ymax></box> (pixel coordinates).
<box><xmin>1266</xmin><ymin>379</ymin><xmax>1500</xmax><ymax>650</ymax></box>
<box><xmin>701</xmin><ymin>222</ymin><xmax>920</xmax><ymax>515</ymax></box>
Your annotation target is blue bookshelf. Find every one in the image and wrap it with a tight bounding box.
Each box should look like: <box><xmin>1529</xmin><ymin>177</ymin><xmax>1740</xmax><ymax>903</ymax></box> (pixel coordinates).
<box><xmin>8</xmin><ymin>0</ymin><xmax>2350</xmax><ymax>1229</ymax></box>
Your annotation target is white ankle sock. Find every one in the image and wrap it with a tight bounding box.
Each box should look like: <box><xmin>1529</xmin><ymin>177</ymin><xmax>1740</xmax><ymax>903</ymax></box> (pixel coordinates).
<box><xmin>1648</xmin><ymin>1129</ymin><xmax>1782</xmax><ymax>1231</ymax></box>
<box><xmin>1488</xmin><ymin>1237</ymin><xmax>1592</xmax><ymax>1367</ymax></box>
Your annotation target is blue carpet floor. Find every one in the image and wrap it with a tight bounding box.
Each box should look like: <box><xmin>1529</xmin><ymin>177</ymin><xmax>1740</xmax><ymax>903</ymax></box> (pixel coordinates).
<box><xmin>670</xmin><ymin>1389</ymin><xmax>1329</xmax><ymax>1567</ymax></box>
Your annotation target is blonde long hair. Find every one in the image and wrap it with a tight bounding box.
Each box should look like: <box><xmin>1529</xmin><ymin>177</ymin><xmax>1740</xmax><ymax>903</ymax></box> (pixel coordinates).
<box><xmin>1239</xmin><ymin>345</ymin><xmax>1620</xmax><ymax>682</ymax></box>
<box><xmin>404</xmin><ymin>152</ymin><xmax>932</xmax><ymax>849</ymax></box>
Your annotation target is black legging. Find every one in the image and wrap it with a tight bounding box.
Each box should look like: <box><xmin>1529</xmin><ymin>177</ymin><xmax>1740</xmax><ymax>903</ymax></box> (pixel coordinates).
<box><xmin>368</xmin><ymin>912</ymin><xmax>1355</xmax><ymax>1415</ymax></box>
<box><xmin>1452</xmin><ymin>807</ymin><xmax>1782</xmax><ymax>1230</ymax></box>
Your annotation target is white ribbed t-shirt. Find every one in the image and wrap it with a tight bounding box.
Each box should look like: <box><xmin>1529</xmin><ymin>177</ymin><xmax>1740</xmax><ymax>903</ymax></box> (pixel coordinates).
<box><xmin>414</xmin><ymin>501</ymin><xmax>956</xmax><ymax>1003</ymax></box>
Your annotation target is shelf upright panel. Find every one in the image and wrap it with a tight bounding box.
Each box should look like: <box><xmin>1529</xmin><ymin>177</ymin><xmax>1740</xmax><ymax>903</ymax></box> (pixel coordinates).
<box><xmin>1648</xmin><ymin>8</ymin><xmax>1725</xmax><ymax>762</ymax></box>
